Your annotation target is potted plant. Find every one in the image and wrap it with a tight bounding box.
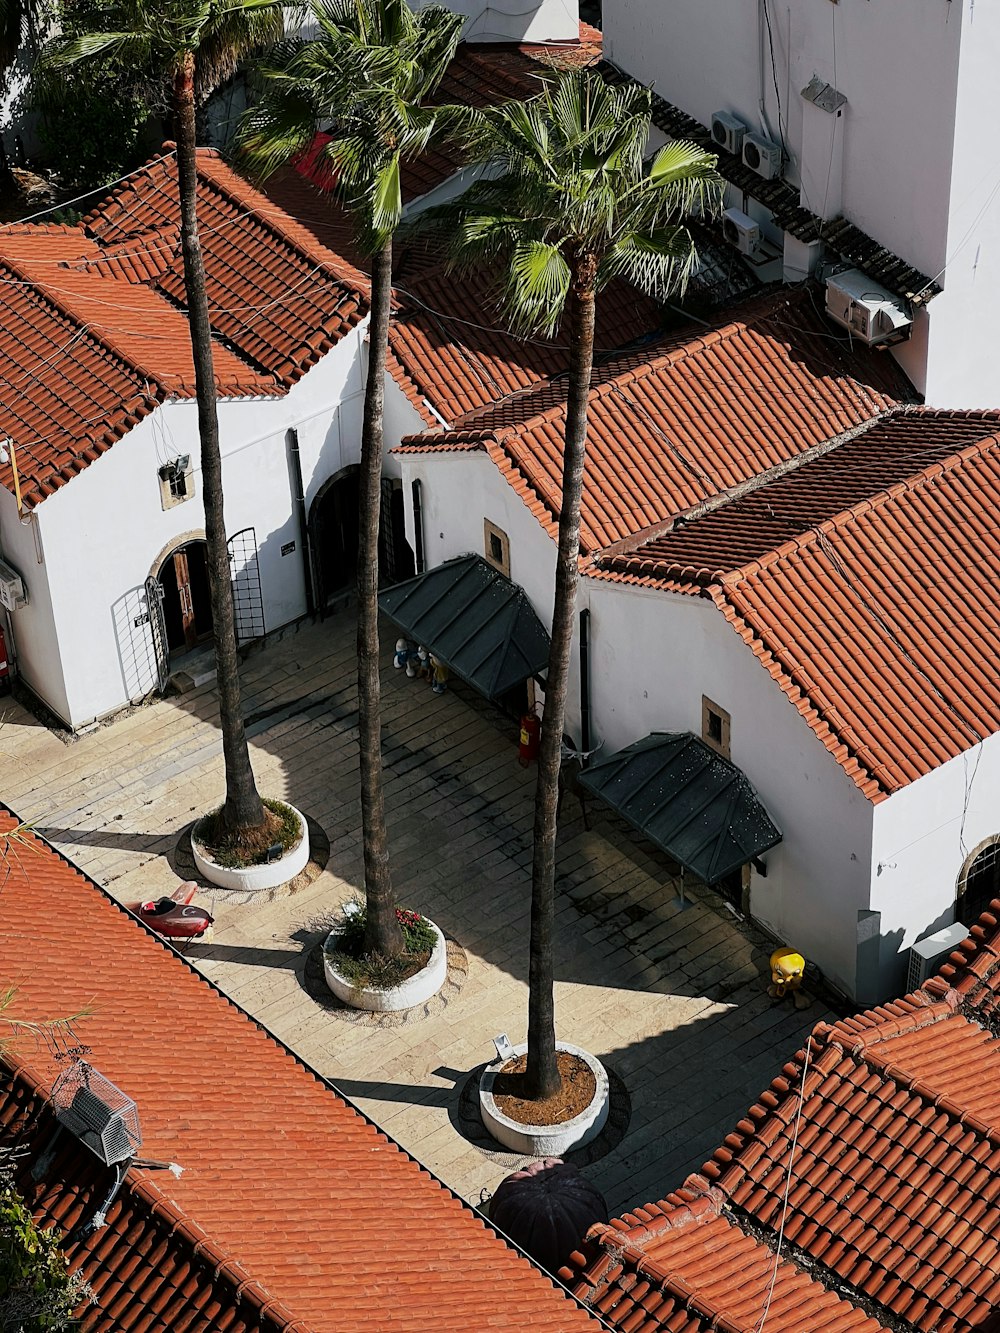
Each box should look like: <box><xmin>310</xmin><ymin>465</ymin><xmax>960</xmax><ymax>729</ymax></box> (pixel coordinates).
<box><xmin>323</xmin><ymin>900</ymin><xmax>448</xmax><ymax>1012</ymax></box>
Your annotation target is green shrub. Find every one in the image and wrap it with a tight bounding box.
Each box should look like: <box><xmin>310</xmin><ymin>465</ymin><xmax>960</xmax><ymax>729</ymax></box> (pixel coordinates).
<box><xmin>326</xmin><ymin>902</ymin><xmax>437</xmax><ymax>990</ymax></box>
<box><xmin>194</xmin><ymin>798</ymin><xmax>302</xmax><ymax>869</ymax></box>
<box><xmin>0</xmin><ymin>1176</ymin><xmax>91</xmax><ymax>1330</ymax></box>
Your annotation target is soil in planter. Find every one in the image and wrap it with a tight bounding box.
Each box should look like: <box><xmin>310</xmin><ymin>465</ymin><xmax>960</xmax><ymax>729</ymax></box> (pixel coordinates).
<box><xmin>194</xmin><ymin>798</ymin><xmax>301</xmax><ymax>869</ymax></box>
<box><xmin>491</xmin><ymin>1053</ymin><xmax>597</xmax><ymax>1127</ymax></box>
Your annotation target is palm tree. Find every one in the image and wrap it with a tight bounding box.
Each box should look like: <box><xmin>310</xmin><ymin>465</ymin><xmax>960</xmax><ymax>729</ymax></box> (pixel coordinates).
<box><xmin>43</xmin><ymin>1</ymin><xmax>289</xmax><ymax>844</ymax></box>
<box><xmin>423</xmin><ymin>69</ymin><xmax>723</xmax><ymax>1098</ymax></box>
<box><xmin>238</xmin><ymin>0</ymin><xmax>465</xmax><ymax>957</ymax></box>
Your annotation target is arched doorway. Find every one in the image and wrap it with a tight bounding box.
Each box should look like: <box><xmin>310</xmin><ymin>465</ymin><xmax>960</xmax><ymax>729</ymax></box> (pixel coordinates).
<box><xmin>957</xmin><ymin>837</ymin><xmax>1000</xmax><ymax>929</ymax></box>
<box><xmin>309</xmin><ymin>467</ymin><xmax>361</xmax><ymax>609</ymax></box>
<box><xmin>158</xmin><ymin>540</ymin><xmax>214</xmax><ymax>654</ymax></box>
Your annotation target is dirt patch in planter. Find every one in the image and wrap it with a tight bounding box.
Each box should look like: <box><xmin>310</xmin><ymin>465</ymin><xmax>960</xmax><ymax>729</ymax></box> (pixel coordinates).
<box><xmin>492</xmin><ymin>1052</ymin><xmax>597</xmax><ymax>1127</ymax></box>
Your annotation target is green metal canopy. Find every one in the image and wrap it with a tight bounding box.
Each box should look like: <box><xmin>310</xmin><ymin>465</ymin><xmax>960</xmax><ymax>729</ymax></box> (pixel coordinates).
<box><xmin>578</xmin><ymin>732</ymin><xmax>781</xmax><ymax>885</ymax></box>
<box><xmin>378</xmin><ymin>554</ymin><xmax>550</xmax><ymax>700</ymax></box>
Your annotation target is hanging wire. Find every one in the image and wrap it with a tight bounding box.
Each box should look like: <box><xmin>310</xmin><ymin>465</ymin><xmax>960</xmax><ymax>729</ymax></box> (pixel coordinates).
<box><xmin>754</xmin><ymin>1033</ymin><xmax>812</xmax><ymax>1333</ymax></box>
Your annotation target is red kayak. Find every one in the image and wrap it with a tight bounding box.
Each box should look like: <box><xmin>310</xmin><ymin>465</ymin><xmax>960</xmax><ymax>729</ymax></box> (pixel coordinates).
<box><xmin>136</xmin><ymin>896</ymin><xmax>214</xmax><ymax>942</ymax></box>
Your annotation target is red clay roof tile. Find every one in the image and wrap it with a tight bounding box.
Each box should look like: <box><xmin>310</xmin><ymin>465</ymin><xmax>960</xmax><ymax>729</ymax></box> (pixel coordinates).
<box><xmin>566</xmin><ymin>909</ymin><xmax>1000</xmax><ymax>1332</ymax></box>
<box><xmin>397</xmin><ymin>290</ymin><xmax>911</xmax><ymax>553</ymax></box>
<box><xmin>0</xmin><ymin>810</ymin><xmax>598</xmax><ymax>1332</ymax></box>
<box><xmin>0</xmin><ymin>148</ymin><xmax>370</xmax><ymax>508</ymax></box>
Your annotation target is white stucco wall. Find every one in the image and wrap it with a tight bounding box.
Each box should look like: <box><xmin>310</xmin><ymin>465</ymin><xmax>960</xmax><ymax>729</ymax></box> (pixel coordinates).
<box><xmin>582</xmin><ymin>578</ymin><xmax>874</xmax><ymax>998</ymax></box>
<box><xmin>601</xmin><ymin>0</ymin><xmax>1000</xmax><ymax>408</ymax></box>
<box><xmin>413</xmin><ymin>0</ymin><xmax>578</xmax><ymax>43</ymax></box>
<box><xmin>603</xmin><ymin>0</ymin><xmax>961</xmax><ymax>279</ymax></box>
<box><xmin>920</xmin><ymin>2</ymin><xmax>1000</xmax><ymax>407</ymax></box>
<box><xmin>396</xmin><ymin>450</ymin><xmax>558</xmax><ymax>618</ymax></box>
<box><xmin>0</xmin><ymin>489</ymin><xmax>67</xmax><ymax>720</ymax></box>
<box><xmin>870</xmin><ymin>728</ymin><xmax>1000</xmax><ymax>994</ymax></box>
<box><xmin>30</xmin><ymin>326</ymin><xmax>368</xmax><ymax>728</ymax></box>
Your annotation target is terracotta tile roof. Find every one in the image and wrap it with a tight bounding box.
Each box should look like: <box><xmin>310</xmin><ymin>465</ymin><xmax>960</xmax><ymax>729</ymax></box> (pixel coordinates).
<box><xmin>396</xmin><ymin>290</ymin><xmax>912</xmax><ymax>551</ymax></box>
<box><xmin>0</xmin><ymin>148</ymin><xmax>371</xmax><ymax>507</ymax></box>
<box><xmin>0</xmin><ymin>260</ymin><xmax>162</xmax><ymax>507</ymax></box>
<box><xmin>389</xmin><ymin>263</ymin><xmax>663</xmax><ymax>426</ymax></box>
<box><xmin>705</xmin><ymin>416</ymin><xmax>1000</xmax><ymax>800</ymax></box>
<box><xmin>699</xmin><ymin>981</ymin><xmax>1000</xmax><ymax>1333</ymax></box>
<box><xmin>0</xmin><ymin>808</ymin><xmax>599</xmax><ymax>1332</ymax></box>
<box><xmin>564</xmin><ymin>909</ymin><xmax>1000</xmax><ymax>1333</ymax></box>
<box><xmin>564</xmin><ymin>1192</ymin><xmax>884</xmax><ymax>1332</ymax></box>
<box><xmin>84</xmin><ymin>150</ymin><xmax>370</xmax><ymax>385</ymax></box>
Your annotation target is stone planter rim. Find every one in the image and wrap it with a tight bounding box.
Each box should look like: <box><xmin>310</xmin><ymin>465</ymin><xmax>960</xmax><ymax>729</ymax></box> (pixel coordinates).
<box><xmin>191</xmin><ymin>802</ymin><xmax>309</xmax><ymax>892</ymax></box>
<box><xmin>323</xmin><ymin>915</ymin><xmax>447</xmax><ymax>1012</ymax></box>
<box><xmin>479</xmin><ymin>1041</ymin><xmax>610</xmax><ymax>1156</ymax></box>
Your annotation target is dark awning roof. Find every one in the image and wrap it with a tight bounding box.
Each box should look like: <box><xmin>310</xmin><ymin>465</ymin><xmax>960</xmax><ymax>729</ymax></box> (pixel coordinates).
<box><xmin>579</xmin><ymin>732</ymin><xmax>781</xmax><ymax>885</ymax></box>
<box><xmin>378</xmin><ymin>554</ymin><xmax>550</xmax><ymax>700</ymax></box>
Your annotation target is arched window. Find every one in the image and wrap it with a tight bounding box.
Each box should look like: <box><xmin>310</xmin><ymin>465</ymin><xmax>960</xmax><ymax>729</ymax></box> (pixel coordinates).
<box><xmin>956</xmin><ymin>837</ymin><xmax>1000</xmax><ymax>930</ymax></box>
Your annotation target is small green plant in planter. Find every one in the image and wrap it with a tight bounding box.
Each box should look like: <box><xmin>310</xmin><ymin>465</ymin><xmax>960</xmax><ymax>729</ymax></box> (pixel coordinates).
<box><xmin>194</xmin><ymin>798</ymin><xmax>301</xmax><ymax>870</ymax></box>
<box><xmin>327</xmin><ymin>901</ymin><xmax>437</xmax><ymax>990</ymax></box>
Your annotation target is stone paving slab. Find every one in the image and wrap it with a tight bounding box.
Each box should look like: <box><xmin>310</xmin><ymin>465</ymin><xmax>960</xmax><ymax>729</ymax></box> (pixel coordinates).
<box><xmin>0</xmin><ymin>611</ymin><xmax>831</xmax><ymax>1216</ymax></box>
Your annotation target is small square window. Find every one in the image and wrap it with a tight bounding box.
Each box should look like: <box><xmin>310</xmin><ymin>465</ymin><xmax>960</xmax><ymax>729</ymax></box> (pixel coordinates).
<box><xmin>702</xmin><ymin>695</ymin><xmax>731</xmax><ymax>757</ymax></box>
<box><xmin>158</xmin><ymin>456</ymin><xmax>194</xmax><ymax>511</ymax></box>
<box><xmin>484</xmin><ymin>519</ymin><xmax>510</xmax><ymax>577</ymax></box>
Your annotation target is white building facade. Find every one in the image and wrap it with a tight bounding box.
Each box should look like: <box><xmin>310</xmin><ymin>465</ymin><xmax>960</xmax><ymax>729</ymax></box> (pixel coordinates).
<box><xmin>603</xmin><ymin>0</ymin><xmax>1000</xmax><ymax>409</ymax></box>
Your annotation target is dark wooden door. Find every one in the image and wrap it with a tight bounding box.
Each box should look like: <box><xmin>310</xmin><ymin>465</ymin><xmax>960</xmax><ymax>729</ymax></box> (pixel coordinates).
<box><xmin>173</xmin><ymin>549</ymin><xmax>197</xmax><ymax>650</ymax></box>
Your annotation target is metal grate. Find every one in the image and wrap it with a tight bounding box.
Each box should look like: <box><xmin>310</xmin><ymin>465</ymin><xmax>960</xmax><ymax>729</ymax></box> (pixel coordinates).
<box><xmin>111</xmin><ymin>581</ymin><xmax>169</xmax><ymax>701</ymax></box>
<box><xmin>228</xmin><ymin>527</ymin><xmax>265</xmax><ymax>645</ymax></box>
<box><xmin>50</xmin><ymin>1061</ymin><xmax>142</xmax><ymax>1165</ymax></box>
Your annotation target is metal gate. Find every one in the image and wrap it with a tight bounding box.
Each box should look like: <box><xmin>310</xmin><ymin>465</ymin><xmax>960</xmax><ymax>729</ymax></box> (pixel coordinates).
<box><xmin>145</xmin><ymin>576</ymin><xmax>169</xmax><ymax>692</ymax></box>
<box><xmin>112</xmin><ymin>579</ymin><xmax>168</xmax><ymax>700</ymax></box>
<box><xmin>228</xmin><ymin>527</ymin><xmax>265</xmax><ymax>645</ymax></box>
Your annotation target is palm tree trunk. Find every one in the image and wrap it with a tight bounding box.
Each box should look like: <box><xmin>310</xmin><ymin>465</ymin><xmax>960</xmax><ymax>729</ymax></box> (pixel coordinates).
<box><xmin>173</xmin><ymin>52</ymin><xmax>265</xmax><ymax>837</ymax></box>
<box><xmin>360</xmin><ymin>238</ymin><xmax>404</xmax><ymax>959</ymax></box>
<box><xmin>525</xmin><ymin>252</ymin><xmax>598</xmax><ymax>1101</ymax></box>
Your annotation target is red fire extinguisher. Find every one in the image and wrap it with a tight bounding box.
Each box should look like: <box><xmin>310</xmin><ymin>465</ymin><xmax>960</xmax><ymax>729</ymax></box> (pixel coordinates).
<box><xmin>519</xmin><ymin>709</ymin><xmax>541</xmax><ymax>766</ymax></box>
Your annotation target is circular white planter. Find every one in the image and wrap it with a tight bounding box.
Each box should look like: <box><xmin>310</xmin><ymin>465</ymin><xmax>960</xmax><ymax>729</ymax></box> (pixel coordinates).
<box><xmin>479</xmin><ymin>1041</ymin><xmax>610</xmax><ymax>1156</ymax></box>
<box><xmin>191</xmin><ymin>803</ymin><xmax>310</xmax><ymax>892</ymax></box>
<box><xmin>323</xmin><ymin>918</ymin><xmax>447</xmax><ymax>1012</ymax></box>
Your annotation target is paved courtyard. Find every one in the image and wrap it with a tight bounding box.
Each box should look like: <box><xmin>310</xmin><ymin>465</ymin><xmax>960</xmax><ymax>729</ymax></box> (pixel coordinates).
<box><xmin>0</xmin><ymin>610</ymin><xmax>831</xmax><ymax>1214</ymax></box>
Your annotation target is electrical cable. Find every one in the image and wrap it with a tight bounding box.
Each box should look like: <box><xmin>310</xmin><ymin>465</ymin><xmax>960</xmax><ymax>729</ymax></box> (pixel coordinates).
<box><xmin>0</xmin><ymin>151</ymin><xmax>178</xmax><ymax>231</ymax></box>
<box><xmin>754</xmin><ymin>1033</ymin><xmax>812</xmax><ymax>1333</ymax></box>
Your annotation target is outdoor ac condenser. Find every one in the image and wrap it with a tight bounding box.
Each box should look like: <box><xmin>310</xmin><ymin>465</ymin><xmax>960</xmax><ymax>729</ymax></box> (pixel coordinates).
<box><xmin>904</xmin><ymin>921</ymin><xmax>970</xmax><ymax>992</ymax></box>
<box><xmin>0</xmin><ymin>558</ymin><xmax>25</xmax><ymax>612</ymax></box>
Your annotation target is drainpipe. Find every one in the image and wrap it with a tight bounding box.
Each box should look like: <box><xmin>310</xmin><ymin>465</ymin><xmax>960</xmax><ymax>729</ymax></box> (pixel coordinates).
<box><xmin>411</xmin><ymin>478</ymin><xmax>425</xmax><ymax>575</ymax></box>
<box><xmin>579</xmin><ymin>607</ymin><xmax>592</xmax><ymax>764</ymax></box>
<box><xmin>286</xmin><ymin>430</ymin><xmax>314</xmax><ymax>615</ymax></box>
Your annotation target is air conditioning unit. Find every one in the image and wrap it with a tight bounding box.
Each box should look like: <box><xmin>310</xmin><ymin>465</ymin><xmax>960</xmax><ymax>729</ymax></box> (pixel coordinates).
<box><xmin>50</xmin><ymin>1060</ymin><xmax>142</xmax><ymax>1166</ymax></box>
<box><xmin>742</xmin><ymin>132</ymin><xmax>783</xmax><ymax>180</ymax></box>
<box><xmin>825</xmin><ymin>268</ymin><xmax>913</xmax><ymax>346</ymax></box>
<box><xmin>0</xmin><ymin>558</ymin><xmax>25</xmax><ymax>612</ymax></box>
<box><xmin>905</xmin><ymin>921</ymin><xmax>970</xmax><ymax>992</ymax></box>
<box><xmin>711</xmin><ymin>110</ymin><xmax>748</xmax><ymax>157</ymax></box>
<box><xmin>722</xmin><ymin>207</ymin><xmax>761</xmax><ymax>256</ymax></box>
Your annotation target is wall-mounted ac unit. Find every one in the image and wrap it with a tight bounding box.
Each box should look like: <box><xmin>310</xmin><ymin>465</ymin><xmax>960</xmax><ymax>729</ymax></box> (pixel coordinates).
<box><xmin>825</xmin><ymin>268</ymin><xmax>913</xmax><ymax>346</ymax></box>
<box><xmin>711</xmin><ymin>110</ymin><xmax>748</xmax><ymax>157</ymax></box>
<box><xmin>905</xmin><ymin>921</ymin><xmax>970</xmax><ymax>992</ymax></box>
<box><xmin>722</xmin><ymin>207</ymin><xmax>761</xmax><ymax>256</ymax></box>
<box><xmin>0</xmin><ymin>558</ymin><xmax>25</xmax><ymax>612</ymax></box>
<box><xmin>742</xmin><ymin>132</ymin><xmax>783</xmax><ymax>180</ymax></box>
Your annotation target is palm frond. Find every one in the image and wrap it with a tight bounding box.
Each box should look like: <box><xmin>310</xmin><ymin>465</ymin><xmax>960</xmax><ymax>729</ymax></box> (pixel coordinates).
<box><xmin>599</xmin><ymin>225</ymin><xmax>700</xmax><ymax>298</ymax></box>
<box><xmin>501</xmin><ymin>240</ymin><xmax>570</xmax><ymax>338</ymax></box>
<box><xmin>410</xmin><ymin>66</ymin><xmax>724</xmax><ymax>338</ymax></box>
<box><xmin>237</xmin><ymin>0</ymin><xmax>464</xmax><ymax>257</ymax></box>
